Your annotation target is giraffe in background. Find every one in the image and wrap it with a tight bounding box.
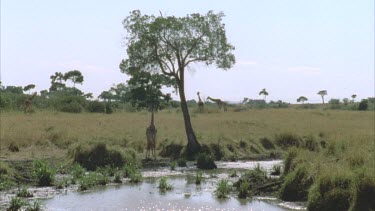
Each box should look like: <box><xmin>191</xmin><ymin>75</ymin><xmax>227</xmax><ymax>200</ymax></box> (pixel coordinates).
<box><xmin>197</xmin><ymin>92</ymin><xmax>204</xmax><ymax>113</ymax></box>
<box><xmin>145</xmin><ymin>111</ymin><xmax>157</xmax><ymax>159</ymax></box>
<box><xmin>207</xmin><ymin>96</ymin><xmax>228</xmax><ymax>112</ymax></box>
<box><xmin>24</xmin><ymin>92</ymin><xmax>37</xmax><ymax>113</ymax></box>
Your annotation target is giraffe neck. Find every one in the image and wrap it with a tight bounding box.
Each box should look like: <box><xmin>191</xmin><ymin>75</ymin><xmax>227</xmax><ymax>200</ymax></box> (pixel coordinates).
<box><xmin>197</xmin><ymin>93</ymin><xmax>202</xmax><ymax>102</ymax></box>
<box><xmin>208</xmin><ymin>96</ymin><xmax>221</xmax><ymax>103</ymax></box>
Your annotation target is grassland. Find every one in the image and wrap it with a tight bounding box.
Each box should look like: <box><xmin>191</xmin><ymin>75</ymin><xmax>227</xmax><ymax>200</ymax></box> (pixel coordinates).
<box><xmin>0</xmin><ymin>107</ymin><xmax>373</xmax><ymax>161</ymax></box>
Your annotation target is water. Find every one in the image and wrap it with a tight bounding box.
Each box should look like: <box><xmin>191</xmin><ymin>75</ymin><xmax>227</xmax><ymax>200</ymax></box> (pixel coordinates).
<box><xmin>1</xmin><ymin>160</ymin><xmax>307</xmax><ymax>210</ymax></box>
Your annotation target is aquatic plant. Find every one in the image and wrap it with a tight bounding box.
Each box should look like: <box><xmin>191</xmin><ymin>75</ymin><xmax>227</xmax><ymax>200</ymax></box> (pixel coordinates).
<box><xmin>238</xmin><ymin>180</ymin><xmax>251</xmax><ymax>199</ymax></box>
<box><xmin>33</xmin><ymin>160</ymin><xmax>55</xmax><ymax>186</ymax></box>
<box><xmin>26</xmin><ymin>200</ymin><xmax>41</xmax><ymax>211</ymax></box>
<box><xmin>16</xmin><ymin>187</ymin><xmax>33</xmax><ymax>197</ymax></box>
<box><xmin>113</xmin><ymin>172</ymin><xmax>122</xmax><ymax>183</ymax></box>
<box><xmin>270</xmin><ymin>164</ymin><xmax>282</xmax><ymax>176</ymax></box>
<box><xmin>215</xmin><ymin>179</ymin><xmax>231</xmax><ymax>198</ymax></box>
<box><xmin>128</xmin><ymin>171</ymin><xmax>142</xmax><ymax>183</ymax></box>
<box><xmin>197</xmin><ymin>153</ymin><xmax>217</xmax><ymax>170</ymax></box>
<box><xmin>7</xmin><ymin>197</ymin><xmax>27</xmax><ymax>211</ymax></box>
<box><xmin>177</xmin><ymin>158</ymin><xmax>187</xmax><ymax>167</ymax></box>
<box><xmin>195</xmin><ymin>171</ymin><xmax>204</xmax><ymax>185</ymax></box>
<box><xmin>170</xmin><ymin>161</ymin><xmax>177</xmax><ymax>171</ymax></box>
<box><xmin>158</xmin><ymin>177</ymin><xmax>173</xmax><ymax>192</ymax></box>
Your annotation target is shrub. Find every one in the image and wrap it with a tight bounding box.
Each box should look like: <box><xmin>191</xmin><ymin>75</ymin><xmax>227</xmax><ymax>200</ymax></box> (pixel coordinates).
<box><xmin>197</xmin><ymin>153</ymin><xmax>217</xmax><ymax>170</ymax></box>
<box><xmin>239</xmin><ymin>140</ymin><xmax>247</xmax><ymax>149</ymax></box>
<box><xmin>70</xmin><ymin>143</ymin><xmax>125</xmax><ymax>171</ymax></box>
<box><xmin>307</xmin><ymin>173</ymin><xmax>352</xmax><ymax>211</ymax></box>
<box><xmin>215</xmin><ymin>179</ymin><xmax>231</xmax><ymax>198</ymax></box>
<box><xmin>158</xmin><ymin>177</ymin><xmax>173</xmax><ymax>192</ymax></box>
<box><xmin>170</xmin><ymin>161</ymin><xmax>177</xmax><ymax>171</ymax></box>
<box><xmin>234</xmin><ymin>168</ymin><xmax>268</xmax><ymax>193</ymax></box>
<box><xmin>210</xmin><ymin>143</ymin><xmax>225</xmax><ymax>161</ymax></box>
<box><xmin>8</xmin><ymin>142</ymin><xmax>19</xmax><ymax>152</ymax></box>
<box><xmin>275</xmin><ymin>133</ymin><xmax>301</xmax><ymax>149</ymax></box>
<box><xmin>279</xmin><ymin>165</ymin><xmax>313</xmax><ymax>201</ymax></box>
<box><xmin>229</xmin><ymin>170</ymin><xmax>238</xmax><ymax>178</ymax></box>
<box><xmin>86</xmin><ymin>101</ymin><xmax>105</xmax><ymax>113</ymax></box>
<box><xmin>105</xmin><ymin>103</ymin><xmax>113</xmax><ymax>114</ymax></box>
<box><xmin>113</xmin><ymin>172</ymin><xmax>122</xmax><ymax>183</ymax></box>
<box><xmin>260</xmin><ymin>137</ymin><xmax>275</xmax><ymax>150</ymax></box>
<box><xmin>79</xmin><ymin>172</ymin><xmax>109</xmax><ymax>191</ymax></box>
<box><xmin>60</xmin><ymin>101</ymin><xmax>82</xmax><ymax>113</ymax></box>
<box><xmin>33</xmin><ymin>160</ymin><xmax>55</xmax><ymax>186</ymax></box>
<box><xmin>177</xmin><ymin>159</ymin><xmax>187</xmax><ymax>167</ymax></box>
<box><xmin>55</xmin><ymin>178</ymin><xmax>69</xmax><ymax>189</ymax></box>
<box><xmin>283</xmin><ymin>148</ymin><xmax>298</xmax><ymax>175</ymax></box>
<box><xmin>358</xmin><ymin>99</ymin><xmax>368</xmax><ymax>111</ymax></box>
<box><xmin>159</xmin><ymin>143</ymin><xmax>183</xmax><ymax>159</ymax></box>
<box><xmin>128</xmin><ymin>171</ymin><xmax>142</xmax><ymax>183</ymax></box>
<box><xmin>70</xmin><ymin>163</ymin><xmax>85</xmax><ymax>184</ymax></box>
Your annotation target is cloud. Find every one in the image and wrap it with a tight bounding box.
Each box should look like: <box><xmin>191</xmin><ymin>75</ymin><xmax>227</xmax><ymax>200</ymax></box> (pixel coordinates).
<box><xmin>287</xmin><ymin>66</ymin><xmax>321</xmax><ymax>75</ymax></box>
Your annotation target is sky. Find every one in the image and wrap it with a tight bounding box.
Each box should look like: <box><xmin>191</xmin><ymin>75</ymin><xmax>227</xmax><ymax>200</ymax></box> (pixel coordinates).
<box><xmin>1</xmin><ymin>0</ymin><xmax>374</xmax><ymax>103</ymax></box>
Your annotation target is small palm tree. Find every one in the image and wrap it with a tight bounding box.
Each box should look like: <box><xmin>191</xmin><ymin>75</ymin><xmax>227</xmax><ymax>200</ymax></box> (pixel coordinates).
<box><xmin>317</xmin><ymin>90</ymin><xmax>327</xmax><ymax>104</ymax></box>
<box><xmin>259</xmin><ymin>88</ymin><xmax>269</xmax><ymax>102</ymax></box>
<box><xmin>297</xmin><ymin>96</ymin><xmax>308</xmax><ymax>104</ymax></box>
<box><xmin>351</xmin><ymin>94</ymin><xmax>357</xmax><ymax>103</ymax></box>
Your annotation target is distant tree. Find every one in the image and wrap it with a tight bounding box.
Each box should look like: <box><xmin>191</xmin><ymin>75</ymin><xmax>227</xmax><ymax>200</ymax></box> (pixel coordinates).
<box><xmin>23</xmin><ymin>84</ymin><xmax>36</xmax><ymax>94</ymax></box>
<box><xmin>297</xmin><ymin>96</ymin><xmax>308</xmax><ymax>104</ymax></box>
<box><xmin>64</xmin><ymin>70</ymin><xmax>84</xmax><ymax>88</ymax></box>
<box><xmin>0</xmin><ymin>81</ymin><xmax>4</xmax><ymax>91</ymax></box>
<box><xmin>40</xmin><ymin>90</ymin><xmax>48</xmax><ymax>96</ymax></box>
<box><xmin>259</xmin><ymin>88</ymin><xmax>269</xmax><ymax>102</ymax></box>
<box><xmin>242</xmin><ymin>97</ymin><xmax>249</xmax><ymax>104</ymax></box>
<box><xmin>84</xmin><ymin>93</ymin><xmax>93</xmax><ymax>99</ymax></box>
<box><xmin>317</xmin><ymin>90</ymin><xmax>327</xmax><ymax>104</ymax></box>
<box><xmin>109</xmin><ymin>83</ymin><xmax>131</xmax><ymax>103</ymax></box>
<box><xmin>4</xmin><ymin>86</ymin><xmax>23</xmax><ymax>95</ymax></box>
<box><xmin>98</xmin><ymin>91</ymin><xmax>114</xmax><ymax>102</ymax></box>
<box><xmin>121</xmin><ymin>10</ymin><xmax>235</xmax><ymax>155</ymax></box>
<box><xmin>49</xmin><ymin>72</ymin><xmax>66</xmax><ymax>92</ymax></box>
<box><xmin>342</xmin><ymin>98</ymin><xmax>349</xmax><ymax>106</ymax></box>
<box><xmin>351</xmin><ymin>94</ymin><xmax>357</xmax><ymax>103</ymax></box>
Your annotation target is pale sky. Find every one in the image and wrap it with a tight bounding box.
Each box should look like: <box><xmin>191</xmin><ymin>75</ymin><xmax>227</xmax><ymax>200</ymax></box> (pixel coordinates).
<box><xmin>1</xmin><ymin>0</ymin><xmax>374</xmax><ymax>103</ymax></box>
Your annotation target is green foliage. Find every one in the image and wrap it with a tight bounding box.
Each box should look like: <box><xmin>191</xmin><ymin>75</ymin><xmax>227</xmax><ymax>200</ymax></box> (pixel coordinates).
<box><xmin>55</xmin><ymin>178</ymin><xmax>69</xmax><ymax>189</ymax></box>
<box><xmin>158</xmin><ymin>177</ymin><xmax>173</xmax><ymax>192</ymax></box>
<box><xmin>87</xmin><ymin>101</ymin><xmax>106</xmax><ymax>113</ymax></box>
<box><xmin>195</xmin><ymin>171</ymin><xmax>203</xmax><ymax>185</ymax></box>
<box><xmin>33</xmin><ymin>160</ymin><xmax>55</xmax><ymax>186</ymax></box>
<box><xmin>358</xmin><ymin>99</ymin><xmax>368</xmax><ymax>111</ymax></box>
<box><xmin>63</xmin><ymin>70</ymin><xmax>84</xmax><ymax>87</ymax></box>
<box><xmin>350</xmin><ymin>168</ymin><xmax>375</xmax><ymax>211</ymax></box>
<box><xmin>159</xmin><ymin>143</ymin><xmax>183</xmax><ymax>159</ymax></box>
<box><xmin>210</xmin><ymin>143</ymin><xmax>225</xmax><ymax>161</ymax></box>
<box><xmin>70</xmin><ymin>142</ymin><xmax>125</xmax><ymax>171</ymax></box>
<box><xmin>78</xmin><ymin>172</ymin><xmax>109</xmax><ymax>191</ymax></box>
<box><xmin>215</xmin><ymin>179</ymin><xmax>231</xmax><ymax>198</ymax></box>
<box><xmin>26</xmin><ymin>200</ymin><xmax>41</xmax><ymax>211</ymax></box>
<box><xmin>279</xmin><ymin>165</ymin><xmax>313</xmax><ymax>201</ymax></box>
<box><xmin>302</xmin><ymin>135</ymin><xmax>320</xmax><ymax>152</ymax></box>
<box><xmin>270</xmin><ymin>164</ymin><xmax>282</xmax><ymax>176</ymax></box>
<box><xmin>7</xmin><ymin>197</ymin><xmax>27</xmax><ymax>211</ymax></box>
<box><xmin>196</xmin><ymin>153</ymin><xmax>217</xmax><ymax>170</ymax></box>
<box><xmin>283</xmin><ymin>148</ymin><xmax>299</xmax><ymax>175</ymax></box>
<box><xmin>177</xmin><ymin>158</ymin><xmax>187</xmax><ymax>167</ymax></box>
<box><xmin>275</xmin><ymin>133</ymin><xmax>301</xmax><ymax>149</ymax></box>
<box><xmin>16</xmin><ymin>187</ymin><xmax>33</xmax><ymax>197</ymax></box>
<box><xmin>260</xmin><ymin>137</ymin><xmax>275</xmax><ymax>150</ymax></box>
<box><xmin>307</xmin><ymin>172</ymin><xmax>352</xmax><ymax>211</ymax></box>
<box><xmin>113</xmin><ymin>172</ymin><xmax>122</xmax><ymax>183</ymax></box>
<box><xmin>170</xmin><ymin>161</ymin><xmax>177</xmax><ymax>171</ymax></box>
<box><xmin>238</xmin><ymin>180</ymin><xmax>251</xmax><ymax>199</ymax></box>
<box><xmin>128</xmin><ymin>170</ymin><xmax>142</xmax><ymax>183</ymax></box>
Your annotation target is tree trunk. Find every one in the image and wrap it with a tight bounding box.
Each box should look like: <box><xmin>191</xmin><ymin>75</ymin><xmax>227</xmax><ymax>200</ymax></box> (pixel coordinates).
<box><xmin>176</xmin><ymin>75</ymin><xmax>200</xmax><ymax>157</ymax></box>
<box><xmin>322</xmin><ymin>96</ymin><xmax>325</xmax><ymax>104</ymax></box>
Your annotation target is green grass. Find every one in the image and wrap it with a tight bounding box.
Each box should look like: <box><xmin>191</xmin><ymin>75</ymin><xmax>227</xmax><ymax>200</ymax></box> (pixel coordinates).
<box><xmin>215</xmin><ymin>179</ymin><xmax>231</xmax><ymax>198</ymax></box>
<box><xmin>158</xmin><ymin>177</ymin><xmax>173</xmax><ymax>192</ymax></box>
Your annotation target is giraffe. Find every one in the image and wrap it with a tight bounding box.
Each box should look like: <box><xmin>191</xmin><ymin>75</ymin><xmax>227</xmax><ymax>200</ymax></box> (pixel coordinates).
<box><xmin>145</xmin><ymin>110</ymin><xmax>157</xmax><ymax>159</ymax></box>
<box><xmin>24</xmin><ymin>92</ymin><xmax>37</xmax><ymax>113</ymax></box>
<box><xmin>197</xmin><ymin>92</ymin><xmax>204</xmax><ymax>113</ymax></box>
<box><xmin>207</xmin><ymin>96</ymin><xmax>228</xmax><ymax>112</ymax></box>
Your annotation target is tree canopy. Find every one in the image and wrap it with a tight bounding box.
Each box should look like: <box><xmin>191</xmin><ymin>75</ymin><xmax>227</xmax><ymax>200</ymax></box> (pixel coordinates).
<box><xmin>121</xmin><ymin>10</ymin><xmax>235</xmax><ymax>155</ymax></box>
<box><xmin>64</xmin><ymin>70</ymin><xmax>84</xmax><ymax>87</ymax></box>
<box><xmin>297</xmin><ymin>96</ymin><xmax>308</xmax><ymax>104</ymax></box>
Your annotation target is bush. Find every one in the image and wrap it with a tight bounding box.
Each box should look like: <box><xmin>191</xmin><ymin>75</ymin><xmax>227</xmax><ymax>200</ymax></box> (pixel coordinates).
<box><xmin>238</xmin><ymin>180</ymin><xmax>251</xmax><ymax>199</ymax></box>
<box><xmin>16</xmin><ymin>187</ymin><xmax>33</xmax><ymax>198</ymax></box>
<box><xmin>7</xmin><ymin>197</ymin><xmax>27</xmax><ymax>211</ymax></box>
<box><xmin>33</xmin><ymin>160</ymin><xmax>55</xmax><ymax>186</ymax></box>
<box><xmin>234</xmin><ymin>168</ymin><xmax>268</xmax><ymax>193</ymax></box>
<box><xmin>260</xmin><ymin>137</ymin><xmax>275</xmax><ymax>150</ymax></box>
<box><xmin>86</xmin><ymin>101</ymin><xmax>105</xmax><ymax>113</ymax></box>
<box><xmin>308</xmin><ymin>173</ymin><xmax>352</xmax><ymax>211</ymax></box>
<box><xmin>177</xmin><ymin>159</ymin><xmax>187</xmax><ymax>167</ymax></box>
<box><xmin>279</xmin><ymin>165</ymin><xmax>313</xmax><ymax>201</ymax></box>
<box><xmin>275</xmin><ymin>133</ymin><xmax>301</xmax><ymax>149</ymax></box>
<box><xmin>159</xmin><ymin>143</ymin><xmax>183</xmax><ymax>159</ymax></box>
<box><xmin>26</xmin><ymin>200</ymin><xmax>41</xmax><ymax>211</ymax></box>
<box><xmin>79</xmin><ymin>172</ymin><xmax>109</xmax><ymax>191</ymax></box>
<box><xmin>210</xmin><ymin>143</ymin><xmax>225</xmax><ymax>161</ymax></box>
<box><xmin>195</xmin><ymin>171</ymin><xmax>203</xmax><ymax>185</ymax></box>
<box><xmin>283</xmin><ymin>148</ymin><xmax>298</xmax><ymax>175</ymax></box>
<box><xmin>358</xmin><ymin>99</ymin><xmax>368</xmax><ymax>111</ymax></box>
<box><xmin>215</xmin><ymin>179</ymin><xmax>231</xmax><ymax>198</ymax></box>
<box><xmin>128</xmin><ymin>170</ymin><xmax>142</xmax><ymax>183</ymax></box>
<box><xmin>170</xmin><ymin>161</ymin><xmax>176</xmax><ymax>171</ymax></box>
<box><xmin>70</xmin><ymin>143</ymin><xmax>125</xmax><ymax>171</ymax></box>
<box><xmin>105</xmin><ymin>103</ymin><xmax>113</xmax><ymax>114</ymax></box>
<box><xmin>197</xmin><ymin>153</ymin><xmax>217</xmax><ymax>170</ymax></box>
<box><xmin>8</xmin><ymin>142</ymin><xmax>19</xmax><ymax>152</ymax></box>
<box><xmin>270</xmin><ymin>164</ymin><xmax>282</xmax><ymax>176</ymax></box>
<box><xmin>60</xmin><ymin>101</ymin><xmax>82</xmax><ymax>113</ymax></box>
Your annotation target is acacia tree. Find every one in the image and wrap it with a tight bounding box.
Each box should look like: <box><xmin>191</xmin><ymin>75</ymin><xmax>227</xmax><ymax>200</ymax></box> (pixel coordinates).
<box><xmin>49</xmin><ymin>72</ymin><xmax>66</xmax><ymax>92</ymax></box>
<box><xmin>317</xmin><ymin>90</ymin><xmax>327</xmax><ymax>104</ymax></box>
<box><xmin>24</xmin><ymin>84</ymin><xmax>36</xmax><ymax>94</ymax></box>
<box><xmin>351</xmin><ymin>94</ymin><xmax>357</xmax><ymax>103</ymax></box>
<box><xmin>64</xmin><ymin>70</ymin><xmax>84</xmax><ymax>88</ymax></box>
<box><xmin>297</xmin><ymin>96</ymin><xmax>308</xmax><ymax>104</ymax></box>
<box><xmin>259</xmin><ymin>88</ymin><xmax>269</xmax><ymax>102</ymax></box>
<box><xmin>121</xmin><ymin>10</ymin><xmax>235</xmax><ymax>155</ymax></box>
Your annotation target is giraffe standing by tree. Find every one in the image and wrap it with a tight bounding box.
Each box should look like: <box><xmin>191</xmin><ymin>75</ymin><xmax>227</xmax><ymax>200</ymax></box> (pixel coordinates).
<box><xmin>197</xmin><ymin>92</ymin><xmax>204</xmax><ymax>113</ymax></box>
<box><xmin>23</xmin><ymin>92</ymin><xmax>37</xmax><ymax>113</ymax></box>
<box><xmin>145</xmin><ymin>110</ymin><xmax>157</xmax><ymax>159</ymax></box>
<box><xmin>207</xmin><ymin>96</ymin><xmax>228</xmax><ymax>112</ymax></box>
